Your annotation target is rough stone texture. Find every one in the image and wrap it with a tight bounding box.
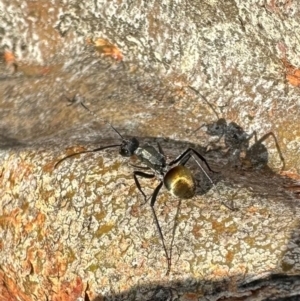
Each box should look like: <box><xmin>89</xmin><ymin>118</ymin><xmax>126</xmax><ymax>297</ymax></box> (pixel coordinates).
<box><xmin>1</xmin><ymin>0</ymin><xmax>300</xmax><ymax>300</ymax></box>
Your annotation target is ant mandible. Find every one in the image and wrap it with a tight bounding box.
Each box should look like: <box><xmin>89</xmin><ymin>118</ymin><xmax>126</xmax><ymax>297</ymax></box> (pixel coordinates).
<box><xmin>55</xmin><ymin>101</ymin><xmax>226</xmax><ymax>275</ymax></box>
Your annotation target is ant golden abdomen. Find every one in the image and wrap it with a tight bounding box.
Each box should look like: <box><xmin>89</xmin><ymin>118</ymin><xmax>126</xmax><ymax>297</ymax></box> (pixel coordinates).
<box><xmin>164</xmin><ymin>165</ymin><xmax>196</xmax><ymax>199</ymax></box>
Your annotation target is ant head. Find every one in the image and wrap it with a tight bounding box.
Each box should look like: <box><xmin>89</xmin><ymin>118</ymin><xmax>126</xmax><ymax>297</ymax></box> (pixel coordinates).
<box><xmin>119</xmin><ymin>137</ymin><xmax>139</xmax><ymax>157</ymax></box>
<box><xmin>206</xmin><ymin>118</ymin><xmax>227</xmax><ymax>136</ymax></box>
<box><xmin>78</xmin><ymin>101</ymin><xmax>140</xmax><ymax>157</ymax></box>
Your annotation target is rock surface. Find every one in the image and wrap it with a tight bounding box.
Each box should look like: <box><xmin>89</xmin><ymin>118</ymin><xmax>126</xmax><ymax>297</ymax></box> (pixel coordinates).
<box><xmin>0</xmin><ymin>0</ymin><xmax>300</xmax><ymax>300</ymax></box>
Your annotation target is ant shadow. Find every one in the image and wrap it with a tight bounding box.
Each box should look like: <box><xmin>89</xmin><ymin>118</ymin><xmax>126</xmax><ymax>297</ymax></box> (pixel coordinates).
<box><xmin>87</xmin><ymin>272</ymin><xmax>300</xmax><ymax>300</ymax></box>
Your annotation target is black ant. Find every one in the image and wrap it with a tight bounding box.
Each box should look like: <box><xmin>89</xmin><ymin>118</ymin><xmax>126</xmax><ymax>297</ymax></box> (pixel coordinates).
<box><xmin>194</xmin><ymin>118</ymin><xmax>285</xmax><ymax>170</ymax></box>
<box><xmin>186</xmin><ymin>87</ymin><xmax>285</xmax><ymax>170</ymax></box>
<box><xmin>55</xmin><ymin>102</ymin><xmax>228</xmax><ymax>275</ymax></box>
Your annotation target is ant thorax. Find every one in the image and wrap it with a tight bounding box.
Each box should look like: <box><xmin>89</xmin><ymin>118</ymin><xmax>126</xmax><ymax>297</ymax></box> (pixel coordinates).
<box><xmin>134</xmin><ymin>143</ymin><xmax>166</xmax><ymax>172</ymax></box>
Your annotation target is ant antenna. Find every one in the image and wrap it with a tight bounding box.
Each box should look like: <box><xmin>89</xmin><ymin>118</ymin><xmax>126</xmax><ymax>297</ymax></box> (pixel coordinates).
<box><xmin>187</xmin><ymin>86</ymin><xmax>220</xmax><ymax>120</ymax></box>
<box><xmin>54</xmin><ymin>142</ymin><xmax>121</xmax><ymax>168</ymax></box>
<box><xmin>54</xmin><ymin>99</ymin><xmax>123</xmax><ymax>168</ymax></box>
<box><xmin>190</xmin><ymin>123</ymin><xmax>206</xmax><ymax>135</ymax></box>
<box><xmin>79</xmin><ymin>101</ymin><xmax>124</xmax><ymax>140</ymax></box>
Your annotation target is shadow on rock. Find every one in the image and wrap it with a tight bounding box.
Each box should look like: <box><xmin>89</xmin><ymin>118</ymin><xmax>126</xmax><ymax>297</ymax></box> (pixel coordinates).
<box><xmin>89</xmin><ymin>273</ymin><xmax>300</xmax><ymax>300</ymax></box>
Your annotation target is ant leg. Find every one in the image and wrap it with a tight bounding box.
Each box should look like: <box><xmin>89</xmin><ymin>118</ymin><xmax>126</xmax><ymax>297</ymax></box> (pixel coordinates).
<box><xmin>170</xmin><ymin>148</ymin><xmax>235</xmax><ymax>210</ymax></box>
<box><xmin>191</xmin><ymin>154</ymin><xmax>237</xmax><ymax>211</ymax></box>
<box><xmin>129</xmin><ymin>163</ymin><xmax>150</xmax><ymax>170</ymax></box>
<box><xmin>149</xmin><ymin>181</ymin><xmax>171</xmax><ymax>275</ymax></box>
<box><xmin>157</xmin><ymin>142</ymin><xmax>165</xmax><ymax>156</ymax></box>
<box><xmin>168</xmin><ymin>148</ymin><xmax>215</xmax><ymax>173</ymax></box>
<box><xmin>255</xmin><ymin>132</ymin><xmax>285</xmax><ymax>170</ymax></box>
<box><xmin>128</xmin><ymin>163</ymin><xmax>151</xmax><ymax>170</ymax></box>
<box><xmin>133</xmin><ymin>173</ymin><xmax>171</xmax><ymax>273</ymax></box>
<box><xmin>133</xmin><ymin>171</ymin><xmax>155</xmax><ymax>204</ymax></box>
<box><xmin>178</xmin><ymin>154</ymin><xmax>191</xmax><ymax>166</ymax></box>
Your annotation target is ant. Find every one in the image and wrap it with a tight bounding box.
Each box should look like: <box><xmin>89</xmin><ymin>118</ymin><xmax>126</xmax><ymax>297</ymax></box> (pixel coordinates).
<box><xmin>186</xmin><ymin>87</ymin><xmax>285</xmax><ymax>170</ymax></box>
<box><xmin>55</xmin><ymin>101</ymin><xmax>228</xmax><ymax>275</ymax></box>
<box><xmin>194</xmin><ymin>118</ymin><xmax>285</xmax><ymax>170</ymax></box>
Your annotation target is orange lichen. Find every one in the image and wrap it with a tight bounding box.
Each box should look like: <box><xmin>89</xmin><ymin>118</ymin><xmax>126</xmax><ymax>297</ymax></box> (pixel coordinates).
<box><xmin>3</xmin><ymin>50</ymin><xmax>17</xmax><ymax>73</ymax></box>
<box><xmin>3</xmin><ymin>49</ymin><xmax>54</xmax><ymax>76</ymax></box>
<box><xmin>52</xmin><ymin>276</ymin><xmax>84</xmax><ymax>301</ymax></box>
<box><xmin>211</xmin><ymin>220</ymin><xmax>225</xmax><ymax>232</ymax></box>
<box><xmin>10</xmin><ymin>160</ymin><xmax>34</xmax><ymax>183</ymax></box>
<box><xmin>25</xmin><ymin>245</ymin><xmax>45</xmax><ymax>274</ymax></box>
<box><xmin>281</xmin><ymin>170</ymin><xmax>300</xmax><ymax>180</ymax></box>
<box><xmin>286</xmin><ymin>74</ymin><xmax>300</xmax><ymax>87</ymax></box>
<box><xmin>191</xmin><ymin>224</ymin><xmax>202</xmax><ymax>239</ymax></box>
<box><xmin>87</xmin><ymin>37</ymin><xmax>123</xmax><ymax>61</ymax></box>
<box><xmin>226</xmin><ymin>250</ymin><xmax>235</xmax><ymax>264</ymax></box>
<box><xmin>281</xmin><ymin>57</ymin><xmax>300</xmax><ymax>87</ymax></box>
<box><xmin>246</xmin><ymin>206</ymin><xmax>259</xmax><ymax>214</ymax></box>
<box><xmin>0</xmin><ymin>208</ymin><xmax>22</xmax><ymax>231</ymax></box>
<box><xmin>3</xmin><ymin>50</ymin><xmax>16</xmax><ymax>65</ymax></box>
<box><xmin>265</xmin><ymin>0</ymin><xmax>294</xmax><ymax>14</ymax></box>
<box><xmin>211</xmin><ymin>266</ymin><xmax>229</xmax><ymax>279</ymax></box>
<box><xmin>0</xmin><ymin>270</ymin><xmax>32</xmax><ymax>301</ymax></box>
<box><xmin>24</xmin><ymin>212</ymin><xmax>47</xmax><ymax>241</ymax></box>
